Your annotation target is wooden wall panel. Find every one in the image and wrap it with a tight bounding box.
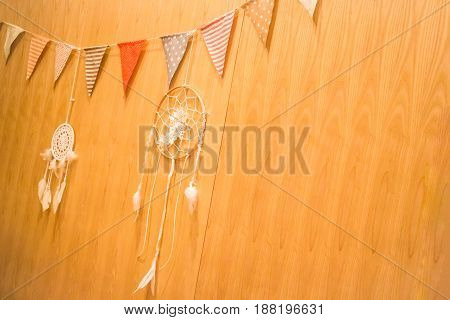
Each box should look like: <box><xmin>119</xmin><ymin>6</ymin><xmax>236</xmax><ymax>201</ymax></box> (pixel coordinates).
<box><xmin>0</xmin><ymin>0</ymin><xmax>449</xmax><ymax>299</ymax></box>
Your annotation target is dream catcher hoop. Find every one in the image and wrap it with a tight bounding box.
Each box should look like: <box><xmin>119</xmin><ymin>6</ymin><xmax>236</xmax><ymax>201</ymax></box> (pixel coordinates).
<box><xmin>38</xmin><ymin>52</ymin><xmax>80</xmax><ymax>213</ymax></box>
<box><xmin>133</xmin><ymin>85</ymin><xmax>207</xmax><ymax>293</ymax></box>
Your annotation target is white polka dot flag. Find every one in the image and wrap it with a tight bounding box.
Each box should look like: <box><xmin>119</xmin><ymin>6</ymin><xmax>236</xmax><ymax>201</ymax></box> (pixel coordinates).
<box><xmin>298</xmin><ymin>0</ymin><xmax>318</xmax><ymax>17</ymax></box>
<box><xmin>4</xmin><ymin>24</ymin><xmax>24</xmax><ymax>62</ymax></box>
<box><xmin>84</xmin><ymin>45</ymin><xmax>108</xmax><ymax>96</ymax></box>
<box><xmin>200</xmin><ymin>10</ymin><xmax>235</xmax><ymax>77</ymax></box>
<box><xmin>245</xmin><ymin>0</ymin><xmax>274</xmax><ymax>45</ymax></box>
<box><xmin>54</xmin><ymin>42</ymin><xmax>73</xmax><ymax>82</ymax></box>
<box><xmin>26</xmin><ymin>35</ymin><xmax>49</xmax><ymax>80</ymax></box>
<box><xmin>161</xmin><ymin>32</ymin><xmax>191</xmax><ymax>87</ymax></box>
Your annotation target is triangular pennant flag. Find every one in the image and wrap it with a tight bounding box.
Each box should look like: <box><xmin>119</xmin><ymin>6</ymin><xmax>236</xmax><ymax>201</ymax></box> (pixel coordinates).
<box><xmin>54</xmin><ymin>42</ymin><xmax>73</xmax><ymax>82</ymax></box>
<box><xmin>118</xmin><ymin>40</ymin><xmax>146</xmax><ymax>94</ymax></box>
<box><xmin>161</xmin><ymin>32</ymin><xmax>190</xmax><ymax>87</ymax></box>
<box><xmin>26</xmin><ymin>35</ymin><xmax>49</xmax><ymax>79</ymax></box>
<box><xmin>200</xmin><ymin>10</ymin><xmax>235</xmax><ymax>77</ymax></box>
<box><xmin>4</xmin><ymin>24</ymin><xmax>24</xmax><ymax>62</ymax></box>
<box><xmin>245</xmin><ymin>0</ymin><xmax>275</xmax><ymax>45</ymax></box>
<box><xmin>84</xmin><ymin>45</ymin><xmax>108</xmax><ymax>96</ymax></box>
<box><xmin>298</xmin><ymin>0</ymin><xmax>318</xmax><ymax>17</ymax></box>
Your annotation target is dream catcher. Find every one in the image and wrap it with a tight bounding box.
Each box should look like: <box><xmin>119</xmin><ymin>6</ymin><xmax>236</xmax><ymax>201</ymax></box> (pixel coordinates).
<box><xmin>133</xmin><ymin>85</ymin><xmax>207</xmax><ymax>293</ymax></box>
<box><xmin>38</xmin><ymin>52</ymin><xmax>80</xmax><ymax>213</ymax></box>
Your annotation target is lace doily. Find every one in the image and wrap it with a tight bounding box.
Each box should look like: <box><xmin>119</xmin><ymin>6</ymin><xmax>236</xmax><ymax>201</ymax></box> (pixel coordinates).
<box><xmin>51</xmin><ymin>123</ymin><xmax>75</xmax><ymax>161</ymax></box>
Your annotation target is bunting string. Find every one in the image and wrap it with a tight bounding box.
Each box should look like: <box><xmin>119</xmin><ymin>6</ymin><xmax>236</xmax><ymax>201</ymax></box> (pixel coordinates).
<box><xmin>1</xmin><ymin>0</ymin><xmax>319</xmax><ymax>93</ymax></box>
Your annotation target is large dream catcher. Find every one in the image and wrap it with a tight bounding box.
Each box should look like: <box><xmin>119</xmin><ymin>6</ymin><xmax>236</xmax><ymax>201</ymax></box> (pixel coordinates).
<box><xmin>38</xmin><ymin>52</ymin><xmax>80</xmax><ymax>213</ymax></box>
<box><xmin>133</xmin><ymin>34</ymin><xmax>207</xmax><ymax>294</ymax></box>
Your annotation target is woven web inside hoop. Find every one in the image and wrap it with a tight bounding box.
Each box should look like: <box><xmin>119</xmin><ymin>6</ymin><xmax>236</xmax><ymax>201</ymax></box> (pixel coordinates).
<box><xmin>154</xmin><ymin>86</ymin><xmax>205</xmax><ymax>160</ymax></box>
<box><xmin>51</xmin><ymin>123</ymin><xmax>75</xmax><ymax>161</ymax></box>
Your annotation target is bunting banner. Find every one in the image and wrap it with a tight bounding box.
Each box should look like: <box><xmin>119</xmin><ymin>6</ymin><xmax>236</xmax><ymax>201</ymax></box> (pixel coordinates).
<box><xmin>200</xmin><ymin>10</ymin><xmax>235</xmax><ymax>77</ymax></box>
<box><xmin>26</xmin><ymin>35</ymin><xmax>49</xmax><ymax>80</ymax></box>
<box><xmin>299</xmin><ymin>0</ymin><xmax>318</xmax><ymax>17</ymax></box>
<box><xmin>245</xmin><ymin>0</ymin><xmax>275</xmax><ymax>45</ymax></box>
<box><xmin>54</xmin><ymin>42</ymin><xmax>73</xmax><ymax>82</ymax></box>
<box><xmin>84</xmin><ymin>45</ymin><xmax>108</xmax><ymax>96</ymax></box>
<box><xmin>161</xmin><ymin>32</ymin><xmax>190</xmax><ymax>87</ymax></box>
<box><xmin>118</xmin><ymin>40</ymin><xmax>146</xmax><ymax>94</ymax></box>
<box><xmin>4</xmin><ymin>24</ymin><xmax>24</xmax><ymax>62</ymax></box>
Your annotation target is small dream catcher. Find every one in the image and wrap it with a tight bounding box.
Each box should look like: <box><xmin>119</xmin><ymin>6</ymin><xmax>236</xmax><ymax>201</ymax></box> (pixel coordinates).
<box><xmin>133</xmin><ymin>85</ymin><xmax>207</xmax><ymax>293</ymax></box>
<box><xmin>38</xmin><ymin>51</ymin><xmax>81</xmax><ymax>213</ymax></box>
<box><xmin>38</xmin><ymin>123</ymin><xmax>77</xmax><ymax>213</ymax></box>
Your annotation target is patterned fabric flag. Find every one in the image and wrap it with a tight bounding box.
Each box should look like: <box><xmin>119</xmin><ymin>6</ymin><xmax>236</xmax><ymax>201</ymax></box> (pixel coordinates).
<box><xmin>245</xmin><ymin>0</ymin><xmax>275</xmax><ymax>45</ymax></box>
<box><xmin>84</xmin><ymin>45</ymin><xmax>108</xmax><ymax>96</ymax></box>
<box><xmin>4</xmin><ymin>24</ymin><xmax>24</xmax><ymax>62</ymax></box>
<box><xmin>26</xmin><ymin>35</ymin><xmax>49</xmax><ymax>79</ymax></box>
<box><xmin>200</xmin><ymin>10</ymin><xmax>235</xmax><ymax>77</ymax></box>
<box><xmin>298</xmin><ymin>0</ymin><xmax>318</xmax><ymax>17</ymax></box>
<box><xmin>54</xmin><ymin>42</ymin><xmax>73</xmax><ymax>82</ymax></box>
<box><xmin>118</xmin><ymin>40</ymin><xmax>146</xmax><ymax>94</ymax></box>
<box><xmin>161</xmin><ymin>32</ymin><xmax>190</xmax><ymax>87</ymax></box>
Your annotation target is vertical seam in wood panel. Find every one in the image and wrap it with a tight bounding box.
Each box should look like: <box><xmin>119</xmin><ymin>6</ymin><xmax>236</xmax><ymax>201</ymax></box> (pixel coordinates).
<box><xmin>192</xmin><ymin>13</ymin><xmax>246</xmax><ymax>299</ymax></box>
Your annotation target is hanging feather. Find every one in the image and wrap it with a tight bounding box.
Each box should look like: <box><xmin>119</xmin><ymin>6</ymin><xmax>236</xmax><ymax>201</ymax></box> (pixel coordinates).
<box><xmin>52</xmin><ymin>179</ymin><xmax>66</xmax><ymax>213</ymax></box>
<box><xmin>133</xmin><ymin>184</ymin><xmax>141</xmax><ymax>212</ymax></box>
<box><xmin>184</xmin><ymin>182</ymin><xmax>198</xmax><ymax>213</ymax></box>
<box><xmin>41</xmin><ymin>182</ymin><xmax>52</xmax><ymax>212</ymax></box>
<box><xmin>38</xmin><ymin>177</ymin><xmax>46</xmax><ymax>200</ymax></box>
<box><xmin>40</xmin><ymin>149</ymin><xmax>52</xmax><ymax>161</ymax></box>
<box><xmin>134</xmin><ymin>255</ymin><xmax>157</xmax><ymax>293</ymax></box>
<box><xmin>66</xmin><ymin>150</ymin><xmax>78</xmax><ymax>162</ymax></box>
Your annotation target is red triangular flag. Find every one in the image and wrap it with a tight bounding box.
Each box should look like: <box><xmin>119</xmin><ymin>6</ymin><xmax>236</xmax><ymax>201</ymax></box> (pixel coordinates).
<box><xmin>200</xmin><ymin>10</ymin><xmax>235</xmax><ymax>77</ymax></box>
<box><xmin>118</xmin><ymin>40</ymin><xmax>146</xmax><ymax>94</ymax></box>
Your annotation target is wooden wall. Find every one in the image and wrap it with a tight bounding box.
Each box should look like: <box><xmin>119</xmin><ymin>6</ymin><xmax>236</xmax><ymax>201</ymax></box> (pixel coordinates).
<box><xmin>0</xmin><ymin>0</ymin><xmax>448</xmax><ymax>299</ymax></box>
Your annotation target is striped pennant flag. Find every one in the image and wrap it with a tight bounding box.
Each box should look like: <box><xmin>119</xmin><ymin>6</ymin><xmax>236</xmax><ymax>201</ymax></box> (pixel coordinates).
<box><xmin>4</xmin><ymin>24</ymin><xmax>24</xmax><ymax>62</ymax></box>
<box><xmin>84</xmin><ymin>45</ymin><xmax>108</xmax><ymax>96</ymax></box>
<box><xmin>54</xmin><ymin>42</ymin><xmax>73</xmax><ymax>82</ymax></box>
<box><xmin>298</xmin><ymin>0</ymin><xmax>318</xmax><ymax>17</ymax></box>
<box><xmin>26</xmin><ymin>35</ymin><xmax>49</xmax><ymax>79</ymax></box>
<box><xmin>162</xmin><ymin>32</ymin><xmax>191</xmax><ymax>87</ymax></box>
<box><xmin>200</xmin><ymin>10</ymin><xmax>235</xmax><ymax>77</ymax></box>
<box><xmin>118</xmin><ymin>40</ymin><xmax>146</xmax><ymax>94</ymax></box>
<box><xmin>245</xmin><ymin>0</ymin><xmax>275</xmax><ymax>45</ymax></box>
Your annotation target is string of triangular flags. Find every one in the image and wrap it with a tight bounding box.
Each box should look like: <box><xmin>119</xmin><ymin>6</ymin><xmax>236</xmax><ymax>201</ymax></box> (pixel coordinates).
<box><xmin>1</xmin><ymin>0</ymin><xmax>318</xmax><ymax>96</ymax></box>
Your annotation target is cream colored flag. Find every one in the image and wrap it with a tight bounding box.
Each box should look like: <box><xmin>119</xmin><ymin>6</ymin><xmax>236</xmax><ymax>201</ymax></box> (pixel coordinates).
<box><xmin>298</xmin><ymin>0</ymin><xmax>318</xmax><ymax>17</ymax></box>
<box><xmin>4</xmin><ymin>24</ymin><xmax>24</xmax><ymax>62</ymax></box>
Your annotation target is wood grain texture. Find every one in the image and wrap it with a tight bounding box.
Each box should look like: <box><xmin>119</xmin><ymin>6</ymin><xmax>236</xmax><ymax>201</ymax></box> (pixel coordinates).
<box><xmin>0</xmin><ymin>0</ymin><xmax>449</xmax><ymax>299</ymax></box>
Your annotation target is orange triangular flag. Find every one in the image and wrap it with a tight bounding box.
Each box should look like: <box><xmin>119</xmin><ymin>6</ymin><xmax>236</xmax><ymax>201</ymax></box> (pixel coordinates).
<box><xmin>54</xmin><ymin>42</ymin><xmax>73</xmax><ymax>82</ymax></box>
<box><xmin>245</xmin><ymin>0</ymin><xmax>275</xmax><ymax>45</ymax></box>
<box><xmin>118</xmin><ymin>40</ymin><xmax>146</xmax><ymax>94</ymax></box>
<box><xmin>26</xmin><ymin>35</ymin><xmax>49</xmax><ymax>79</ymax></box>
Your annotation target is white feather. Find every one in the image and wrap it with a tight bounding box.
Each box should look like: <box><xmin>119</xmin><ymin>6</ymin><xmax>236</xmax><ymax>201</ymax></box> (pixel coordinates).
<box><xmin>40</xmin><ymin>149</ymin><xmax>52</xmax><ymax>161</ymax></box>
<box><xmin>38</xmin><ymin>177</ymin><xmax>46</xmax><ymax>200</ymax></box>
<box><xmin>133</xmin><ymin>187</ymin><xmax>141</xmax><ymax>212</ymax></box>
<box><xmin>184</xmin><ymin>184</ymin><xmax>198</xmax><ymax>213</ymax></box>
<box><xmin>52</xmin><ymin>181</ymin><xmax>66</xmax><ymax>213</ymax></box>
<box><xmin>134</xmin><ymin>256</ymin><xmax>157</xmax><ymax>293</ymax></box>
<box><xmin>41</xmin><ymin>187</ymin><xmax>51</xmax><ymax>212</ymax></box>
<box><xmin>66</xmin><ymin>150</ymin><xmax>78</xmax><ymax>162</ymax></box>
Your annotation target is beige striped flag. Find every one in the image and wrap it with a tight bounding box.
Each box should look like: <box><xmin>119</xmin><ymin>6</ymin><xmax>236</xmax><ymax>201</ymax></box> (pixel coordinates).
<box><xmin>245</xmin><ymin>0</ymin><xmax>275</xmax><ymax>45</ymax></box>
<box><xmin>84</xmin><ymin>45</ymin><xmax>108</xmax><ymax>96</ymax></box>
<box><xmin>4</xmin><ymin>24</ymin><xmax>24</xmax><ymax>62</ymax></box>
<box><xmin>26</xmin><ymin>35</ymin><xmax>49</xmax><ymax>79</ymax></box>
<box><xmin>200</xmin><ymin>10</ymin><xmax>235</xmax><ymax>77</ymax></box>
<box><xmin>54</xmin><ymin>42</ymin><xmax>73</xmax><ymax>82</ymax></box>
<box><xmin>298</xmin><ymin>0</ymin><xmax>318</xmax><ymax>17</ymax></box>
